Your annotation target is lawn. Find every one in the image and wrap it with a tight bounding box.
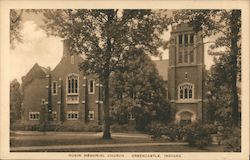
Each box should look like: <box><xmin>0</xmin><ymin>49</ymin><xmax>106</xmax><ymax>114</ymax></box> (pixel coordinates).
<box><xmin>10</xmin><ymin>131</ymin><xmax>225</xmax><ymax>152</ymax></box>
<box><xmin>10</xmin><ymin>132</ymin><xmax>154</xmax><ymax>147</ymax></box>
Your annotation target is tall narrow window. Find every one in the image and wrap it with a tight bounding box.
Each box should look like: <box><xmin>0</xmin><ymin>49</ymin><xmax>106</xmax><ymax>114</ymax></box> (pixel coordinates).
<box><xmin>178</xmin><ymin>34</ymin><xmax>183</xmax><ymax>45</ymax></box>
<box><xmin>178</xmin><ymin>51</ymin><xmax>182</xmax><ymax>63</ymax></box>
<box><xmin>52</xmin><ymin>81</ymin><xmax>57</xmax><ymax>95</ymax></box>
<box><xmin>189</xmin><ymin>89</ymin><xmax>193</xmax><ymax>98</ymax></box>
<box><xmin>180</xmin><ymin>90</ymin><xmax>184</xmax><ymax>99</ymax></box>
<box><xmin>66</xmin><ymin>74</ymin><xmax>79</xmax><ymax>104</ymax></box>
<box><xmin>68</xmin><ymin>79</ymin><xmax>71</xmax><ymax>93</ymax></box>
<box><xmin>88</xmin><ymin>79</ymin><xmax>95</xmax><ymax>94</ymax></box>
<box><xmin>75</xmin><ymin>79</ymin><xmax>78</xmax><ymax>93</ymax></box>
<box><xmin>184</xmin><ymin>51</ymin><xmax>188</xmax><ymax>63</ymax></box>
<box><xmin>184</xmin><ymin>88</ymin><xmax>188</xmax><ymax>98</ymax></box>
<box><xmin>67</xmin><ymin>75</ymin><xmax>78</xmax><ymax>94</ymax></box>
<box><xmin>184</xmin><ymin>34</ymin><xmax>188</xmax><ymax>45</ymax></box>
<box><xmin>190</xmin><ymin>34</ymin><xmax>194</xmax><ymax>44</ymax></box>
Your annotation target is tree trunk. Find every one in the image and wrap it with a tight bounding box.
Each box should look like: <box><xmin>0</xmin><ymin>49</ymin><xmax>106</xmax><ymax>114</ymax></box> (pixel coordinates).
<box><xmin>230</xmin><ymin>10</ymin><xmax>240</xmax><ymax>126</ymax></box>
<box><xmin>102</xmin><ymin>77</ymin><xmax>111</xmax><ymax>139</ymax></box>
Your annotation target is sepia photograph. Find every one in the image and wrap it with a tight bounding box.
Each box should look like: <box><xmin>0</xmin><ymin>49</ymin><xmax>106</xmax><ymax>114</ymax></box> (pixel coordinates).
<box><xmin>0</xmin><ymin>0</ymin><xmax>249</xmax><ymax>160</ymax></box>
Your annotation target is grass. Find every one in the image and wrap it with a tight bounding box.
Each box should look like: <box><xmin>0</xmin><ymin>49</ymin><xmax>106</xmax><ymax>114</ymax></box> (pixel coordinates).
<box><xmin>10</xmin><ymin>131</ymin><xmax>225</xmax><ymax>152</ymax></box>
<box><xmin>11</xmin><ymin>144</ymin><xmax>225</xmax><ymax>152</ymax></box>
<box><xmin>10</xmin><ymin>133</ymin><xmax>154</xmax><ymax>147</ymax></box>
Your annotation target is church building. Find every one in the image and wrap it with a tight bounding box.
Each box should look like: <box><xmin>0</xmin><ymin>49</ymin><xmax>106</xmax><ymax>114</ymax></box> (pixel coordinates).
<box><xmin>20</xmin><ymin>23</ymin><xmax>206</xmax><ymax>129</ymax></box>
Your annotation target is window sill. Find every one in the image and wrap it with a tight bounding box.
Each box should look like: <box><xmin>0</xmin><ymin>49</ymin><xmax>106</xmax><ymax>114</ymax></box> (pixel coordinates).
<box><xmin>171</xmin><ymin>99</ymin><xmax>202</xmax><ymax>103</ymax></box>
<box><xmin>66</xmin><ymin>101</ymin><xmax>79</xmax><ymax>104</ymax></box>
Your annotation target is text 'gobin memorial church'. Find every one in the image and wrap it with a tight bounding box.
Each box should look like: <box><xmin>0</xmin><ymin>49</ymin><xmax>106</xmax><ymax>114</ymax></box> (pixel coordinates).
<box><xmin>20</xmin><ymin>23</ymin><xmax>206</xmax><ymax>129</ymax></box>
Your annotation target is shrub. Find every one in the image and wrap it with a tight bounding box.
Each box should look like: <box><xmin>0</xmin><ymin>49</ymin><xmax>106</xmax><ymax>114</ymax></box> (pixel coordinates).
<box><xmin>135</xmin><ymin>112</ymin><xmax>151</xmax><ymax>132</ymax></box>
<box><xmin>148</xmin><ymin>122</ymin><xmax>188</xmax><ymax>141</ymax></box>
<box><xmin>185</xmin><ymin>123</ymin><xmax>215</xmax><ymax>149</ymax></box>
<box><xmin>222</xmin><ymin>127</ymin><xmax>241</xmax><ymax>152</ymax></box>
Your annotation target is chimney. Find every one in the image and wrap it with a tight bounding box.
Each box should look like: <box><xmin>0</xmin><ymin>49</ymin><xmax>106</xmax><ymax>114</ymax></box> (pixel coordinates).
<box><xmin>63</xmin><ymin>39</ymin><xmax>70</xmax><ymax>57</ymax></box>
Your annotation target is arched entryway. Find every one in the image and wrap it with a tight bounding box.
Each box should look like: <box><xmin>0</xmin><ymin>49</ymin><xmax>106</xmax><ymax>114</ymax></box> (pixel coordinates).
<box><xmin>175</xmin><ymin>109</ymin><xmax>196</xmax><ymax>125</ymax></box>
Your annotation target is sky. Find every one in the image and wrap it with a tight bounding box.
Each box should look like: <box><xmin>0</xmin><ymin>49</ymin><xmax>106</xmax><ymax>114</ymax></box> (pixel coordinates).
<box><xmin>10</xmin><ymin>11</ymin><xmax>214</xmax><ymax>82</ymax></box>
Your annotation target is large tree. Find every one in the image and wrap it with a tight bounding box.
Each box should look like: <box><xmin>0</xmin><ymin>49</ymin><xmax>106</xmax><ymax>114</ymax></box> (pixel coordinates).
<box><xmin>110</xmin><ymin>50</ymin><xmax>170</xmax><ymax>130</ymax></box>
<box><xmin>42</xmin><ymin>9</ymin><xmax>170</xmax><ymax>139</ymax></box>
<box><xmin>173</xmin><ymin>10</ymin><xmax>241</xmax><ymax>126</ymax></box>
<box><xmin>10</xmin><ymin>9</ymin><xmax>24</xmax><ymax>49</ymax></box>
<box><xmin>206</xmin><ymin>55</ymin><xmax>236</xmax><ymax>126</ymax></box>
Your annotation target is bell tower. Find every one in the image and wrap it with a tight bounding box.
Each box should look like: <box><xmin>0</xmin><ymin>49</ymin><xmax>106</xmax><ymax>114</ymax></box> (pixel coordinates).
<box><xmin>168</xmin><ymin>23</ymin><xmax>205</xmax><ymax>124</ymax></box>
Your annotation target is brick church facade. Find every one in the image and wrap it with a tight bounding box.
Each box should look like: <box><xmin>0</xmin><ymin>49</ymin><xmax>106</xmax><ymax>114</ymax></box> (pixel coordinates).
<box><xmin>20</xmin><ymin>23</ymin><xmax>206</xmax><ymax>128</ymax></box>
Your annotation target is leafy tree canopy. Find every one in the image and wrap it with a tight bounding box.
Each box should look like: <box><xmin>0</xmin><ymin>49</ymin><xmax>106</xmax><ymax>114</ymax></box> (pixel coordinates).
<box><xmin>42</xmin><ymin>9</ymin><xmax>171</xmax><ymax>138</ymax></box>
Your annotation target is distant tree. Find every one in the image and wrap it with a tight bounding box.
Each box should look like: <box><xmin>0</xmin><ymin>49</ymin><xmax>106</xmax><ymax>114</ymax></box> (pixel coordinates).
<box><xmin>173</xmin><ymin>10</ymin><xmax>241</xmax><ymax>126</ymax></box>
<box><xmin>110</xmin><ymin>50</ymin><xmax>170</xmax><ymax>131</ymax></box>
<box><xmin>10</xmin><ymin>79</ymin><xmax>22</xmax><ymax>127</ymax></box>
<box><xmin>42</xmin><ymin>9</ymin><xmax>170</xmax><ymax>139</ymax></box>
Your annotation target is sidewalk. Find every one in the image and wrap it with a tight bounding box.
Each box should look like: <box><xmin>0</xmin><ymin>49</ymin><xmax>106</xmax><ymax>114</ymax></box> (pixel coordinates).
<box><xmin>11</xmin><ymin>142</ymin><xmax>188</xmax><ymax>152</ymax></box>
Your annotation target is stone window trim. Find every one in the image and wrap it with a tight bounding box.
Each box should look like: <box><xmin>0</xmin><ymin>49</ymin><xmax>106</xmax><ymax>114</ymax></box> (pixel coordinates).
<box><xmin>29</xmin><ymin>112</ymin><xmax>40</xmax><ymax>120</ymax></box>
<box><xmin>66</xmin><ymin>111</ymin><xmax>79</xmax><ymax>120</ymax></box>
<box><xmin>88</xmin><ymin>79</ymin><xmax>95</xmax><ymax>94</ymax></box>
<box><xmin>88</xmin><ymin>111</ymin><xmax>94</xmax><ymax>120</ymax></box>
<box><xmin>178</xmin><ymin>82</ymin><xmax>194</xmax><ymax>100</ymax></box>
<box><xmin>52</xmin><ymin>81</ymin><xmax>57</xmax><ymax>95</ymax></box>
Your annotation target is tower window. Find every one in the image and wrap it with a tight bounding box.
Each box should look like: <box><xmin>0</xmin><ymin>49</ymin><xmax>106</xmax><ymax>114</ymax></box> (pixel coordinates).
<box><xmin>178</xmin><ymin>34</ymin><xmax>183</xmax><ymax>45</ymax></box>
<box><xmin>190</xmin><ymin>34</ymin><xmax>194</xmax><ymax>44</ymax></box>
<box><xmin>178</xmin><ymin>83</ymin><xmax>194</xmax><ymax>100</ymax></box>
<box><xmin>184</xmin><ymin>34</ymin><xmax>188</xmax><ymax>44</ymax></box>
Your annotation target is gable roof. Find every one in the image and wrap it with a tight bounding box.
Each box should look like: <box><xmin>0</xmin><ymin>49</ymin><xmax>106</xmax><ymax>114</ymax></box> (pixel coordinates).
<box><xmin>22</xmin><ymin>63</ymin><xmax>49</xmax><ymax>87</ymax></box>
<box><xmin>153</xmin><ymin>59</ymin><xmax>169</xmax><ymax>81</ymax></box>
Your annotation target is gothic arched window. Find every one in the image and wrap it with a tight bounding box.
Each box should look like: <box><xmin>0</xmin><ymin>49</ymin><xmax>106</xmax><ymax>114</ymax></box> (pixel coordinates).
<box><xmin>67</xmin><ymin>74</ymin><xmax>79</xmax><ymax>94</ymax></box>
<box><xmin>178</xmin><ymin>83</ymin><xmax>194</xmax><ymax>100</ymax></box>
<box><xmin>66</xmin><ymin>74</ymin><xmax>79</xmax><ymax>104</ymax></box>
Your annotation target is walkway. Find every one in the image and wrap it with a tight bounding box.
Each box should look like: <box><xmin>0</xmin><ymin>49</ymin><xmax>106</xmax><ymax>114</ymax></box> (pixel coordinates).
<box><xmin>11</xmin><ymin>142</ymin><xmax>188</xmax><ymax>152</ymax></box>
